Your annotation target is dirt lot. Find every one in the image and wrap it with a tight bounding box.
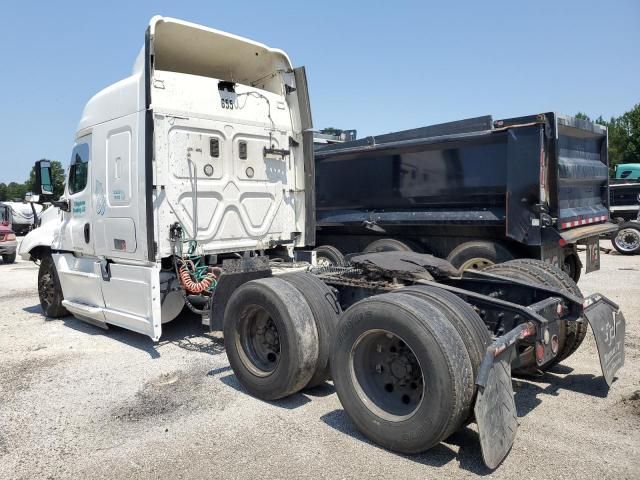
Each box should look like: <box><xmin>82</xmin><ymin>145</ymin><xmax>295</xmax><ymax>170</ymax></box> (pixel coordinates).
<box><xmin>0</xmin><ymin>242</ymin><xmax>639</xmax><ymax>479</ymax></box>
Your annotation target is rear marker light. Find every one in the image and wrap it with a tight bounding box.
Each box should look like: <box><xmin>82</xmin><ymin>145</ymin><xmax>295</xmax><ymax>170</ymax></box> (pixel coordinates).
<box><xmin>551</xmin><ymin>335</ymin><xmax>559</xmax><ymax>355</ymax></box>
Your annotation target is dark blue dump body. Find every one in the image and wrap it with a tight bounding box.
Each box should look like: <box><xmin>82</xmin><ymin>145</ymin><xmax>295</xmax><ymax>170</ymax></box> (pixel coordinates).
<box><xmin>314</xmin><ymin>113</ymin><xmax>615</xmax><ymax>270</ymax></box>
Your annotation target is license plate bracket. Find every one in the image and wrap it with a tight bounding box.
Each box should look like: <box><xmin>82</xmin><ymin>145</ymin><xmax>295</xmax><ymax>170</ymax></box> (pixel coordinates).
<box><xmin>583</xmin><ymin>236</ymin><xmax>600</xmax><ymax>273</ymax></box>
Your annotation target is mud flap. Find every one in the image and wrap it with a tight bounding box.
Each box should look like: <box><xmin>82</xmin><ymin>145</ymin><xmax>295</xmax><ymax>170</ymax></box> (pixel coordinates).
<box><xmin>583</xmin><ymin>294</ymin><xmax>625</xmax><ymax>386</ymax></box>
<box><xmin>474</xmin><ymin>348</ymin><xmax>519</xmax><ymax>469</ymax></box>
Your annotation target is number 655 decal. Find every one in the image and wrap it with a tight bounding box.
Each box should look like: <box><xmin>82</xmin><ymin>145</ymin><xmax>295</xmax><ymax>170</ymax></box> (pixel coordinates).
<box><xmin>221</xmin><ymin>98</ymin><xmax>235</xmax><ymax>109</ymax></box>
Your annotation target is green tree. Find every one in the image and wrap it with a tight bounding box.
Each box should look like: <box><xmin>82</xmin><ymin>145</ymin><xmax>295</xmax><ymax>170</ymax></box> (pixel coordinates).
<box><xmin>0</xmin><ymin>183</ymin><xmax>6</xmax><ymax>202</ymax></box>
<box><xmin>5</xmin><ymin>182</ymin><xmax>28</xmax><ymax>201</ymax></box>
<box><xmin>28</xmin><ymin>159</ymin><xmax>66</xmax><ymax>198</ymax></box>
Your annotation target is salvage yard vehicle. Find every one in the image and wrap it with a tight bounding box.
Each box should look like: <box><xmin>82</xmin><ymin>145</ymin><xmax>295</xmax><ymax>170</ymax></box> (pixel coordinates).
<box><xmin>0</xmin><ymin>220</ymin><xmax>17</xmax><ymax>264</ymax></box>
<box><xmin>609</xmin><ymin>181</ymin><xmax>640</xmax><ymax>255</ymax></box>
<box><xmin>0</xmin><ymin>201</ymin><xmax>43</xmax><ymax>235</ymax></box>
<box><xmin>314</xmin><ymin>114</ymin><xmax>617</xmax><ymax>282</ymax></box>
<box><xmin>19</xmin><ymin>16</ymin><xmax>626</xmax><ymax>469</ymax></box>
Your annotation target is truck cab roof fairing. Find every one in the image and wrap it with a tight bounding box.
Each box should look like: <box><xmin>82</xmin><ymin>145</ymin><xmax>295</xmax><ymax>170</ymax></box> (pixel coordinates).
<box><xmin>149</xmin><ymin>16</ymin><xmax>293</xmax><ymax>94</ymax></box>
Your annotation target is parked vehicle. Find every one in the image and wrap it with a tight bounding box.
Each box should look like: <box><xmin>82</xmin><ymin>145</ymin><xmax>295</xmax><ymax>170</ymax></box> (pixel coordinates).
<box><xmin>0</xmin><ymin>201</ymin><xmax>43</xmax><ymax>235</ymax></box>
<box><xmin>314</xmin><ymin>114</ymin><xmax>617</xmax><ymax>282</ymax></box>
<box><xmin>609</xmin><ymin>181</ymin><xmax>640</xmax><ymax>255</ymax></box>
<box><xmin>614</xmin><ymin>163</ymin><xmax>640</xmax><ymax>180</ymax></box>
<box><xmin>19</xmin><ymin>16</ymin><xmax>625</xmax><ymax>470</ymax></box>
<box><xmin>0</xmin><ymin>215</ymin><xmax>17</xmax><ymax>263</ymax></box>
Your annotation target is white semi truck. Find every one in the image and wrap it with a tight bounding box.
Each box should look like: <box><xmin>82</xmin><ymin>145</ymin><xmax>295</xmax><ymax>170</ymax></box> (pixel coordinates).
<box><xmin>20</xmin><ymin>16</ymin><xmax>625</xmax><ymax>469</ymax></box>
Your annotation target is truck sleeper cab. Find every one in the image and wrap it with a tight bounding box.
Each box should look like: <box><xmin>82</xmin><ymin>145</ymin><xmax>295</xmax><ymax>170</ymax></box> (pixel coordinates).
<box><xmin>20</xmin><ymin>16</ymin><xmax>625</xmax><ymax>471</ymax></box>
<box><xmin>21</xmin><ymin>16</ymin><xmax>313</xmax><ymax>340</ymax></box>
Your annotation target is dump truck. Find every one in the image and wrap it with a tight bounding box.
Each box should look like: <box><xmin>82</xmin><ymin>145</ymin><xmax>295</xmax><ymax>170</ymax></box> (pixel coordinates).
<box><xmin>19</xmin><ymin>16</ymin><xmax>625</xmax><ymax>469</ymax></box>
<box><xmin>313</xmin><ymin>115</ymin><xmax>618</xmax><ymax>282</ymax></box>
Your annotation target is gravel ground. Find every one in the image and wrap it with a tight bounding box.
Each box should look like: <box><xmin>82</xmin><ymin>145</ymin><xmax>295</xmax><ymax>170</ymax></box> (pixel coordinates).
<box><xmin>0</xmin><ymin>241</ymin><xmax>639</xmax><ymax>479</ymax></box>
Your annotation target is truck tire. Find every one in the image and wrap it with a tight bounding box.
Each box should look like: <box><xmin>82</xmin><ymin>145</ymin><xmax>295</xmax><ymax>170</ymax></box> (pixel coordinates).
<box><xmin>563</xmin><ymin>252</ymin><xmax>581</xmax><ymax>283</ymax></box>
<box><xmin>396</xmin><ymin>285</ymin><xmax>490</xmax><ymax>381</ymax></box>
<box><xmin>485</xmin><ymin>259</ymin><xmax>585</xmax><ymax>371</ymax></box>
<box><xmin>223</xmin><ymin>277</ymin><xmax>319</xmax><ymax>400</ymax></box>
<box><xmin>38</xmin><ymin>255</ymin><xmax>69</xmax><ymax>318</ymax></box>
<box><xmin>331</xmin><ymin>292</ymin><xmax>474</xmax><ymax>454</ymax></box>
<box><xmin>446</xmin><ymin>240</ymin><xmax>514</xmax><ymax>271</ymax></box>
<box><xmin>280</xmin><ymin>272</ymin><xmax>342</xmax><ymax>388</ymax></box>
<box><xmin>363</xmin><ymin>238</ymin><xmax>422</xmax><ymax>253</ymax></box>
<box><xmin>494</xmin><ymin>258</ymin><xmax>587</xmax><ymax>364</ymax></box>
<box><xmin>2</xmin><ymin>253</ymin><xmax>16</xmax><ymax>264</ymax></box>
<box><xmin>313</xmin><ymin>245</ymin><xmax>347</xmax><ymax>267</ymax></box>
<box><xmin>612</xmin><ymin>222</ymin><xmax>640</xmax><ymax>255</ymax></box>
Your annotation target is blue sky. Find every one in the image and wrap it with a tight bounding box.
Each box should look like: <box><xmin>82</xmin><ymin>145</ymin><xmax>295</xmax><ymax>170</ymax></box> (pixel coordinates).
<box><xmin>0</xmin><ymin>0</ymin><xmax>638</xmax><ymax>183</ymax></box>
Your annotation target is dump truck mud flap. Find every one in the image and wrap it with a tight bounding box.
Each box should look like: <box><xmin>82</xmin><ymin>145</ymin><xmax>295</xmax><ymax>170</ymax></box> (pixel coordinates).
<box><xmin>473</xmin><ymin>324</ymin><xmax>529</xmax><ymax>469</ymax></box>
<box><xmin>474</xmin><ymin>294</ymin><xmax>625</xmax><ymax>469</ymax></box>
<box><xmin>474</xmin><ymin>350</ymin><xmax>518</xmax><ymax>469</ymax></box>
<box><xmin>583</xmin><ymin>294</ymin><xmax>625</xmax><ymax>386</ymax></box>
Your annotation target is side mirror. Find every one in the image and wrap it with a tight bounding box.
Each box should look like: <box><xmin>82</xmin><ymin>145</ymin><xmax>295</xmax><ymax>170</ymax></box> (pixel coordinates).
<box><xmin>35</xmin><ymin>160</ymin><xmax>54</xmax><ymax>196</ymax></box>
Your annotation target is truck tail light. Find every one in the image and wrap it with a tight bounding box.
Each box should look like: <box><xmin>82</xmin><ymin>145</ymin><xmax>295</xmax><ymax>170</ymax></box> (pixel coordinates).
<box><xmin>6</xmin><ymin>233</ymin><xmax>16</xmax><ymax>241</ymax></box>
<box><xmin>0</xmin><ymin>234</ymin><xmax>4</xmax><ymax>241</ymax></box>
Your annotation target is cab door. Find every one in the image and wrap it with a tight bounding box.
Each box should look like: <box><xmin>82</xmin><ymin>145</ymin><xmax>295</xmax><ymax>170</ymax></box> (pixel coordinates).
<box><xmin>59</xmin><ymin>137</ymin><xmax>95</xmax><ymax>255</ymax></box>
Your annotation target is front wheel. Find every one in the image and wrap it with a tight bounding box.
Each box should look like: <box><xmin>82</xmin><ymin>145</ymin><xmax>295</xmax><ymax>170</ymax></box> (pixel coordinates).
<box><xmin>612</xmin><ymin>222</ymin><xmax>640</xmax><ymax>255</ymax></box>
<box><xmin>38</xmin><ymin>255</ymin><xmax>69</xmax><ymax>318</ymax></box>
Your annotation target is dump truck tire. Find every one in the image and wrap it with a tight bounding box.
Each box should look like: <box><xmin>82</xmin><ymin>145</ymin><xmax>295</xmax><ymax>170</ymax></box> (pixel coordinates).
<box><xmin>223</xmin><ymin>277</ymin><xmax>319</xmax><ymax>400</ymax></box>
<box><xmin>612</xmin><ymin>222</ymin><xmax>640</xmax><ymax>255</ymax></box>
<box><xmin>313</xmin><ymin>245</ymin><xmax>347</xmax><ymax>267</ymax></box>
<box><xmin>363</xmin><ymin>238</ymin><xmax>422</xmax><ymax>253</ymax></box>
<box><xmin>280</xmin><ymin>272</ymin><xmax>342</xmax><ymax>388</ymax></box>
<box><xmin>485</xmin><ymin>259</ymin><xmax>585</xmax><ymax>371</ymax></box>
<box><xmin>331</xmin><ymin>292</ymin><xmax>474</xmax><ymax>453</ymax></box>
<box><xmin>38</xmin><ymin>255</ymin><xmax>69</xmax><ymax>318</ymax></box>
<box><xmin>493</xmin><ymin>258</ymin><xmax>587</xmax><ymax>364</ymax></box>
<box><xmin>446</xmin><ymin>240</ymin><xmax>514</xmax><ymax>271</ymax></box>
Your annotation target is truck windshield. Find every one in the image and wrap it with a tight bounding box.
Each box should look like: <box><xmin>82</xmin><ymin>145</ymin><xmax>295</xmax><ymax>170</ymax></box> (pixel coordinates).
<box><xmin>68</xmin><ymin>143</ymin><xmax>89</xmax><ymax>194</ymax></box>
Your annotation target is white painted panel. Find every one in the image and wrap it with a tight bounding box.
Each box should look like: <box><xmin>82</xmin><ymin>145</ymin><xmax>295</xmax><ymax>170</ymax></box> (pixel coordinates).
<box><xmin>107</xmin><ymin>130</ymin><xmax>132</xmax><ymax>207</ymax></box>
<box><xmin>101</xmin><ymin>263</ymin><xmax>162</xmax><ymax>341</ymax></box>
<box><xmin>53</xmin><ymin>253</ymin><xmax>106</xmax><ymax>323</ymax></box>
<box><xmin>100</xmin><ymin>217</ymin><xmax>137</xmax><ymax>253</ymax></box>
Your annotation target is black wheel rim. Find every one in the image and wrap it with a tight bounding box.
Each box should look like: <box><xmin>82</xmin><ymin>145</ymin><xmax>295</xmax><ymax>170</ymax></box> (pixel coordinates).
<box><xmin>350</xmin><ymin>329</ymin><xmax>425</xmax><ymax>421</ymax></box>
<box><xmin>235</xmin><ymin>305</ymin><xmax>281</xmax><ymax>377</ymax></box>
<box><xmin>38</xmin><ymin>271</ymin><xmax>55</xmax><ymax>310</ymax></box>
